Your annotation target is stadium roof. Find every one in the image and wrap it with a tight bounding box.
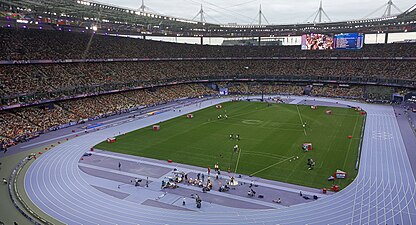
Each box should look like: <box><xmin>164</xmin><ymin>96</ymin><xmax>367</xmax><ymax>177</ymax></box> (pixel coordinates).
<box><xmin>402</xmin><ymin>3</ymin><xmax>416</xmax><ymax>17</ymax></box>
<box><xmin>1</xmin><ymin>0</ymin><xmax>415</xmax><ymax>37</ymax></box>
<box><xmin>0</xmin><ymin>0</ymin><xmax>218</xmax><ymax>31</ymax></box>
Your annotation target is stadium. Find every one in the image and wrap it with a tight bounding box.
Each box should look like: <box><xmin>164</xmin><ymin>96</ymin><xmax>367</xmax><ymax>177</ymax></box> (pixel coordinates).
<box><xmin>0</xmin><ymin>0</ymin><xmax>415</xmax><ymax>224</ymax></box>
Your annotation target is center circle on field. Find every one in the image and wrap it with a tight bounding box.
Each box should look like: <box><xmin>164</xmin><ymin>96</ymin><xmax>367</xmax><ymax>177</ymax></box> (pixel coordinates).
<box><xmin>242</xmin><ymin>119</ymin><xmax>263</xmax><ymax>125</ymax></box>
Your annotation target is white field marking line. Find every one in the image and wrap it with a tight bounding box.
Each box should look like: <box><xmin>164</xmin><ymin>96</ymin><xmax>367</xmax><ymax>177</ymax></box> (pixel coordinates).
<box><xmin>227</xmin><ymin>116</ymin><xmax>302</xmax><ymax>128</ymax></box>
<box><xmin>250</xmin><ymin>156</ymin><xmax>294</xmax><ymax>176</ymax></box>
<box><xmin>199</xmin><ymin>104</ymin><xmax>265</xmax><ymax>126</ymax></box>
<box><xmin>296</xmin><ymin>105</ymin><xmax>307</xmax><ymax>136</ymax></box>
<box><xmin>27</xmin><ymin>100</ymin><xmax>249</xmax><ymax>221</ymax></box>
<box><xmin>30</xmin><ymin>99</ymin><xmax>366</xmax><ymax>223</ymax></box>
<box><xmin>211</xmin><ymin>132</ymin><xmax>264</xmax><ymax>142</ymax></box>
<box><xmin>229</xmin><ymin>104</ymin><xmax>272</xmax><ymax>119</ymax></box>
<box><xmin>242</xmin><ymin>151</ymin><xmax>288</xmax><ymax>160</ymax></box>
<box><xmin>342</xmin><ymin>113</ymin><xmax>360</xmax><ymax>170</ymax></box>
<box><xmin>234</xmin><ymin>148</ymin><xmax>242</xmax><ymax>174</ymax></box>
<box><xmin>214</xmin><ymin>120</ymin><xmax>304</xmax><ymax>132</ymax></box>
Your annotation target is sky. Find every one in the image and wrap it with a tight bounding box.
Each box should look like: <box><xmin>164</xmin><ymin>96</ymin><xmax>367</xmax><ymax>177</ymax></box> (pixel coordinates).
<box><xmin>99</xmin><ymin>0</ymin><xmax>416</xmax><ymax>25</ymax></box>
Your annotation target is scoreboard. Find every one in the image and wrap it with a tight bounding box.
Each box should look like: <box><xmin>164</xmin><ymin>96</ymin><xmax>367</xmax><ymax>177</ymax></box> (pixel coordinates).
<box><xmin>301</xmin><ymin>34</ymin><xmax>334</xmax><ymax>50</ymax></box>
<box><xmin>301</xmin><ymin>33</ymin><xmax>364</xmax><ymax>50</ymax></box>
<box><xmin>334</xmin><ymin>33</ymin><xmax>364</xmax><ymax>50</ymax></box>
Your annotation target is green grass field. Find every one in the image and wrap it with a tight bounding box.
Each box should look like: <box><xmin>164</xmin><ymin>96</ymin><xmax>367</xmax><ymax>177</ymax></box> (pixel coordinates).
<box><xmin>95</xmin><ymin>101</ymin><xmax>364</xmax><ymax>189</ymax></box>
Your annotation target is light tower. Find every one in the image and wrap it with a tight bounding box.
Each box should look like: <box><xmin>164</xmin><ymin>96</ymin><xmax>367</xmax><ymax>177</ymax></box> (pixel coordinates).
<box><xmin>304</xmin><ymin>0</ymin><xmax>331</xmax><ymax>23</ymax></box>
<box><xmin>259</xmin><ymin>4</ymin><xmax>262</xmax><ymax>25</ymax></box>
<box><xmin>314</xmin><ymin>0</ymin><xmax>331</xmax><ymax>23</ymax></box>
<box><xmin>252</xmin><ymin>4</ymin><xmax>269</xmax><ymax>46</ymax></box>
<box><xmin>256</xmin><ymin>4</ymin><xmax>269</xmax><ymax>25</ymax></box>
<box><xmin>383</xmin><ymin>0</ymin><xmax>402</xmax><ymax>17</ymax></box>
<box><xmin>139</xmin><ymin>0</ymin><xmax>146</xmax><ymax>12</ymax></box>
<box><xmin>192</xmin><ymin>4</ymin><xmax>206</xmax><ymax>23</ymax></box>
<box><xmin>199</xmin><ymin>4</ymin><xmax>205</xmax><ymax>23</ymax></box>
<box><xmin>386</xmin><ymin>0</ymin><xmax>393</xmax><ymax>16</ymax></box>
<box><xmin>364</xmin><ymin>0</ymin><xmax>402</xmax><ymax>19</ymax></box>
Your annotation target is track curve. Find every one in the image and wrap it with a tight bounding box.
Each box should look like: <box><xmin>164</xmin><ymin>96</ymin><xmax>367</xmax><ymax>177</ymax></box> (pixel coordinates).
<box><xmin>24</xmin><ymin>97</ymin><xmax>416</xmax><ymax>225</ymax></box>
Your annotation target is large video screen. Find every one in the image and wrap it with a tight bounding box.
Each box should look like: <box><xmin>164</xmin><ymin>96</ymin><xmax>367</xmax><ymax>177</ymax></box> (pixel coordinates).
<box><xmin>301</xmin><ymin>34</ymin><xmax>334</xmax><ymax>50</ymax></box>
<box><xmin>334</xmin><ymin>33</ymin><xmax>364</xmax><ymax>50</ymax></box>
<box><xmin>219</xmin><ymin>88</ymin><xmax>228</xmax><ymax>95</ymax></box>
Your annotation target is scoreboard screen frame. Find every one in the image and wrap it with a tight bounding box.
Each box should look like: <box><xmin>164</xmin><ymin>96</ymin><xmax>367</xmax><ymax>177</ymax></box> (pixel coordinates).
<box><xmin>334</xmin><ymin>33</ymin><xmax>364</xmax><ymax>50</ymax></box>
<box><xmin>301</xmin><ymin>33</ymin><xmax>335</xmax><ymax>50</ymax></box>
<box><xmin>301</xmin><ymin>32</ymin><xmax>364</xmax><ymax>50</ymax></box>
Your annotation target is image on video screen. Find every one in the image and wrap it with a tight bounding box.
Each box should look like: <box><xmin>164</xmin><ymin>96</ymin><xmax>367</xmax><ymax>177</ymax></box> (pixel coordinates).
<box><xmin>301</xmin><ymin>33</ymin><xmax>334</xmax><ymax>50</ymax></box>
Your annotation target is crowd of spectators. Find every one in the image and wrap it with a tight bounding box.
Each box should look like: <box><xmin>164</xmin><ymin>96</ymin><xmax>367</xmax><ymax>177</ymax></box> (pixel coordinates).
<box><xmin>362</xmin><ymin>86</ymin><xmax>399</xmax><ymax>101</ymax></box>
<box><xmin>0</xmin><ymin>80</ymin><xmax>411</xmax><ymax>149</ymax></box>
<box><xmin>226</xmin><ymin>82</ymin><xmax>304</xmax><ymax>95</ymax></box>
<box><xmin>1</xmin><ymin>59</ymin><xmax>414</xmax><ymax>103</ymax></box>
<box><xmin>225</xmin><ymin>82</ymin><xmax>410</xmax><ymax>100</ymax></box>
<box><xmin>1</xmin><ymin>28</ymin><xmax>415</xmax><ymax>107</ymax></box>
<box><xmin>1</xmin><ymin>28</ymin><xmax>415</xmax><ymax>148</ymax></box>
<box><xmin>225</xmin><ymin>82</ymin><xmax>366</xmax><ymax>98</ymax></box>
<box><xmin>14</xmin><ymin>105</ymin><xmax>77</xmax><ymax>131</ymax></box>
<box><xmin>0</xmin><ymin>111</ymin><xmax>39</xmax><ymax>146</ymax></box>
<box><xmin>0</xmin><ymin>84</ymin><xmax>216</xmax><ymax>148</ymax></box>
<box><xmin>1</xmin><ymin>28</ymin><xmax>416</xmax><ymax>60</ymax></box>
<box><xmin>311</xmin><ymin>86</ymin><xmax>364</xmax><ymax>99</ymax></box>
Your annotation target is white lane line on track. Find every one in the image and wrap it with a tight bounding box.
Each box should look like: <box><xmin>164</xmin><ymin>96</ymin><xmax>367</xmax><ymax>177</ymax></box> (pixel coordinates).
<box><xmin>78</xmin><ymin>163</ymin><xmax>159</xmax><ymax>181</ymax></box>
<box><xmin>28</xmin><ymin>99</ymin><xmax>252</xmax><ymax>224</ymax></box>
<box><xmin>20</xmin><ymin>117</ymin><xmax>133</xmax><ymax>149</ymax></box>
<box><xmin>391</xmin><ymin>115</ymin><xmax>409</xmax><ymax>225</ymax></box>
<box><xmin>20</xmin><ymin>102</ymin><xmax>184</xmax><ymax>149</ymax></box>
<box><xmin>342</xmin><ymin>113</ymin><xmax>360</xmax><ymax>170</ymax></box>
<box><xmin>92</xmin><ymin>151</ymin><xmax>327</xmax><ymax>197</ymax></box>
<box><xmin>24</xmin><ymin>97</ymin><xmax>416</xmax><ymax>224</ymax></box>
<box><xmin>23</xmin><ymin>99</ymin><xmax>342</xmax><ymax>223</ymax></box>
<box><xmin>20</xmin><ymin>131</ymin><xmax>83</xmax><ymax>149</ymax></box>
